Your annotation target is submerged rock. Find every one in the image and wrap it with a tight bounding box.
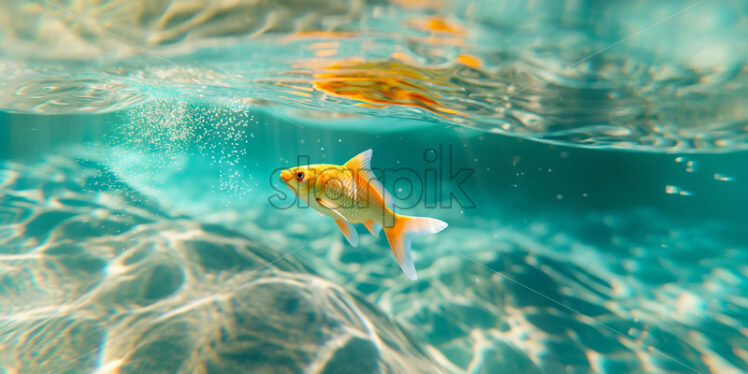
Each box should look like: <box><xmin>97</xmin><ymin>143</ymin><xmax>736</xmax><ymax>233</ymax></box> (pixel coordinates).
<box><xmin>0</xmin><ymin>157</ymin><xmax>447</xmax><ymax>373</ymax></box>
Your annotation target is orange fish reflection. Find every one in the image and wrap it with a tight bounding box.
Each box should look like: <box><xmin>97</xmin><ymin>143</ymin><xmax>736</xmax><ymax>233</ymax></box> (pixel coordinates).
<box><xmin>409</xmin><ymin>16</ymin><xmax>465</xmax><ymax>35</ymax></box>
<box><xmin>311</xmin><ymin>60</ymin><xmax>464</xmax><ymax>119</ymax></box>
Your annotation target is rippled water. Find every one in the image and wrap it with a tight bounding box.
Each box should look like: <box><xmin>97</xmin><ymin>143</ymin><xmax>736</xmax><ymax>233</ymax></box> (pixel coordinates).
<box><xmin>3</xmin><ymin>0</ymin><xmax>748</xmax><ymax>151</ymax></box>
<box><xmin>2</xmin><ymin>1</ymin><xmax>748</xmax><ymax>373</ymax></box>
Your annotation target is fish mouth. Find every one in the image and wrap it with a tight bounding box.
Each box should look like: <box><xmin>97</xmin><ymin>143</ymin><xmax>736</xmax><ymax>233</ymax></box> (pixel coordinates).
<box><xmin>281</xmin><ymin>169</ymin><xmax>293</xmax><ymax>183</ymax></box>
<box><xmin>280</xmin><ymin>170</ymin><xmax>297</xmax><ymax>191</ymax></box>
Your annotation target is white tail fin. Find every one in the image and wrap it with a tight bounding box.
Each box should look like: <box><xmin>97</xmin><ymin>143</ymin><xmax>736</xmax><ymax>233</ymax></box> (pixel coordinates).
<box><xmin>383</xmin><ymin>214</ymin><xmax>447</xmax><ymax>280</ymax></box>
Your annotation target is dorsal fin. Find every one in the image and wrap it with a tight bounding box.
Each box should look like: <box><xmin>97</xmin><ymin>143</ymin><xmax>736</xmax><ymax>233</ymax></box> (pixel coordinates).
<box><xmin>344</xmin><ymin>149</ymin><xmax>373</xmax><ymax>170</ymax></box>
<box><xmin>344</xmin><ymin>149</ymin><xmax>394</xmax><ymax>208</ymax></box>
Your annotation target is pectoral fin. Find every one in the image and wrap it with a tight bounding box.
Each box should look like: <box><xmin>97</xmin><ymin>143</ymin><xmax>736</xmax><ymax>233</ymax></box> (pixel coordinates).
<box><xmin>316</xmin><ymin>197</ymin><xmax>338</xmax><ymax>210</ymax></box>
<box><xmin>334</xmin><ymin>218</ymin><xmax>359</xmax><ymax>247</ymax></box>
<box><xmin>316</xmin><ymin>198</ymin><xmax>346</xmax><ymax>221</ymax></box>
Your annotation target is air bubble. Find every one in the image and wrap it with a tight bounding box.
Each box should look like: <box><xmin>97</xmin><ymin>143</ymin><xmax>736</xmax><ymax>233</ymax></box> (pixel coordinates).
<box><xmin>665</xmin><ymin>185</ymin><xmax>692</xmax><ymax>196</ymax></box>
<box><xmin>713</xmin><ymin>173</ymin><xmax>734</xmax><ymax>182</ymax></box>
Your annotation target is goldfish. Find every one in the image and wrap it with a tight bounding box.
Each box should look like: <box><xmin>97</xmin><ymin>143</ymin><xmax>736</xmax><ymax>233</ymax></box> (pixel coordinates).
<box><xmin>281</xmin><ymin>149</ymin><xmax>447</xmax><ymax>280</ymax></box>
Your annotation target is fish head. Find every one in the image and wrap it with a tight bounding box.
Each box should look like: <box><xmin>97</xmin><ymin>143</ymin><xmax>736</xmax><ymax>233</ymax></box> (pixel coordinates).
<box><xmin>281</xmin><ymin>165</ymin><xmax>318</xmax><ymax>198</ymax></box>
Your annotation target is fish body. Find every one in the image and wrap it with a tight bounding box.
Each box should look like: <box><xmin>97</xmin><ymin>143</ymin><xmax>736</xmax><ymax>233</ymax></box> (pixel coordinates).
<box><xmin>281</xmin><ymin>149</ymin><xmax>447</xmax><ymax>279</ymax></box>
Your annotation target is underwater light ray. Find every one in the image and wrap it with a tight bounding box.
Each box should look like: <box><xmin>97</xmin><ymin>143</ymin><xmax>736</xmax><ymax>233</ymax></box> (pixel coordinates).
<box><xmin>264</xmin><ymin>107</ymin><xmax>306</xmax><ymax>129</ymax></box>
<box><xmin>41</xmin><ymin>246</ymin><xmax>308</xmax><ymax>374</ymax></box>
<box><xmin>461</xmin><ymin>0</ymin><xmax>708</xmax><ymax>122</ymax></box>
<box><xmin>447</xmin><ymin>248</ymin><xmax>707</xmax><ymax>374</ymax></box>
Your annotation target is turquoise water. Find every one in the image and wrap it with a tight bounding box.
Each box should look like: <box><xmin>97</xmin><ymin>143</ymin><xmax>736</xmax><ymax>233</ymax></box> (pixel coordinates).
<box><xmin>2</xmin><ymin>1</ymin><xmax>748</xmax><ymax>373</ymax></box>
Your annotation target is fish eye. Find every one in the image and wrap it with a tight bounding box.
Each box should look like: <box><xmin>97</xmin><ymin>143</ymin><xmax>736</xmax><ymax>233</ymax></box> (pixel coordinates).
<box><xmin>296</xmin><ymin>171</ymin><xmax>305</xmax><ymax>181</ymax></box>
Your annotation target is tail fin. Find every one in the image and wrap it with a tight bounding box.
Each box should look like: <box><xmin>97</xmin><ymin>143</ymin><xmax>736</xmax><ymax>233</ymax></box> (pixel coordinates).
<box><xmin>383</xmin><ymin>214</ymin><xmax>447</xmax><ymax>280</ymax></box>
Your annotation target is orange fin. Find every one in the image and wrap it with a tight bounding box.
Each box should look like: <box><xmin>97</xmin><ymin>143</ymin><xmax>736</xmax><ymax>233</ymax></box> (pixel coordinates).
<box><xmin>383</xmin><ymin>214</ymin><xmax>447</xmax><ymax>280</ymax></box>
<box><xmin>334</xmin><ymin>218</ymin><xmax>359</xmax><ymax>247</ymax></box>
<box><xmin>344</xmin><ymin>149</ymin><xmax>373</xmax><ymax>171</ymax></box>
<box><xmin>344</xmin><ymin>149</ymin><xmax>394</xmax><ymax>208</ymax></box>
<box><xmin>364</xmin><ymin>219</ymin><xmax>382</xmax><ymax>238</ymax></box>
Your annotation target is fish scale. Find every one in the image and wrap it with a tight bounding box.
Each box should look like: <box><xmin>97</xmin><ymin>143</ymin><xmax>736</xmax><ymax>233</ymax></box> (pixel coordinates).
<box><xmin>314</xmin><ymin>165</ymin><xmax>375</xmax><ymax>223</ymax></box>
